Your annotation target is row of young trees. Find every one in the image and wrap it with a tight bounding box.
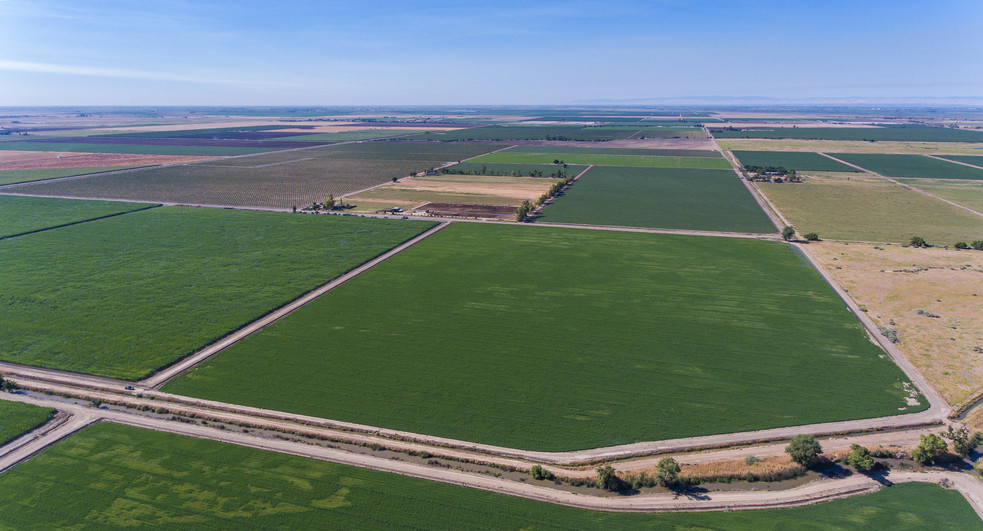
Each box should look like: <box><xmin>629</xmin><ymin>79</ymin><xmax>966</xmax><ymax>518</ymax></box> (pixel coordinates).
<box><xmin>443</xmin><ymin>165</ymin><xmax>569</xmax><ymax>179</ymax></box>
<box><xmin>515</xmin><ymin>173</ymin><xmax>578</xmax><ymax>221</ymax></box>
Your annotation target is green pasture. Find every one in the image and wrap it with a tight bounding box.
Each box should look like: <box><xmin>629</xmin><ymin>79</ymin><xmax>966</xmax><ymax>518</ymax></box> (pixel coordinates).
<box><xmin>0</xmin><ymin>142</ymin><xmax>273</xmax><ymax>156</ymax></box>
<box><xmin>0</xmin><ymin>401</ymin><xmax>54</xmax><ymax>447</ymax></box>
<box><xmin>0</xmin><ymin>207</ymin><xmax>434</xmax><ymax>379</ymax></box>
<box><xmin>167</xmin><ymin>224</ymin><xmax>920</xmax><ymax>451</ymax></box>
<box><xmin>505</xmin><ymin>145</ymin><xmax>722</xmax><ymax>157</ymax></box>
<box><xmin>12</xmin><ymin>142</ymin><xmax>504</xmax><ymax>209</ymax></box>
<box><xmin>537</xmin><ymin>166</ymin><xmax>776</xmax><ymax>233</ymax></box>
<box><xmin>897</xmin><ymin>178</ymin><xmax>983</xmax><ymax>213</ymax></box>
<box><xmin>759</xmin><ymin>174</ymin><xmax>983</xmax><ymax>243</ymax></box>
<box><xmin>471</xmin><ymin>151</ymin><xmax>732</xmax><ymax>169</ymax></box>
<box><xmin>0</xmin><ymin>166</ymin><xmax>143</xmax><ymax>186</ymax></box>
<box><xmin>0</xmin><ymin>423</ymin><xmax>977</xmax><ymax>529</ymax></box>
<box><xmin>830</xmin><ymin>153</ymin><xmax>983</xmax><ymax>180</ymax></box>
<box><xmin>731</xmin><ymin>151</ymin><xmax>860</xmax><ymax>172</ymax></box>
<box><xmin>712</xmin><ymin>125</ymin><xmax>983</xmax><ymax>143</ymax></box>
<box><xmin>0</xmin><ymin>195</ymin><xmax>158</xmax><ymax>238</ymax></box>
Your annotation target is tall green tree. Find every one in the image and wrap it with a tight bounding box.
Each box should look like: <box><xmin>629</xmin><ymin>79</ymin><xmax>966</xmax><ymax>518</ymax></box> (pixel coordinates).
<box><xmin>655</xmin><ymin>457</ymin><xmax>681</xmax><ymax>487</ymax></box>
<box><xmin>785</xmin><ymin>434</ymin><xmax>823</xmax><ymax>467</ymax></box>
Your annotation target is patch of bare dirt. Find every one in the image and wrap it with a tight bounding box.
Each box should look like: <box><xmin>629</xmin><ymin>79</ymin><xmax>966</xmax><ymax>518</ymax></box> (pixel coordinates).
<box><xmin>809</xmin><ymin>241</ymin><xmax>983</xmax><ymax>406</ymax></box>
<box><xmin>0</xmin><ymin>151</ymin><xmax>216</xmax><ymax>170</ymax></box>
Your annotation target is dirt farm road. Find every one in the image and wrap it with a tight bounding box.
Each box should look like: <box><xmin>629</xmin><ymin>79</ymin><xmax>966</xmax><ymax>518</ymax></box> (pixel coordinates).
<box><xmin>1</xmin><ymin>393</ymin><xmax>980</xmax><ymax>517</ymax></box>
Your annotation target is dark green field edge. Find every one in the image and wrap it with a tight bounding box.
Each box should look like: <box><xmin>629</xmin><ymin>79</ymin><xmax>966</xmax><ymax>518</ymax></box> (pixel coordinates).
<box><xmin>829</xmin><ymin>153</ymin><xmax>983</xmax><ymax>180</ymax></box>
<box><xmin>0</xmin><ymin>199</ymin><xmax>161</xmax><ymax>240</ymax></box>
<box><xmin>136</xmin><ymin>219</ymin><xmax>442</xmax><ymax>383</ymax></box>
<box><xmin>0</xmin><ymin>207</ymin><xmax>436</xmax><ymax>381</ymax></box>
<box><xmin>731</xmin><ymin>151</ymin><xmax>861</xmax><ymax>172</ymax></box>
<box><xmin>505</xmin><ymin>145</ymin><xmax>722</xmax><ymax>157</ymax></box>
<box><xmin>1</xmin><ymin>423</ymin><xmax>978</xmax><ymax>529</ymax></box>
<box><xmin>934</xmin><ymin>154</ymin><xmax>983</xmax><ymax>169</ymax></box>
<box><xmin>0</xmin><ymin>166</ymin><xmax>154</xmax><ymax>187</ymax></box>
<box><xmin>537</xmin><ymin>166</ymin><xmax>777</xmax><ymax>233</ymax></box>
<box><xmin>0</xmin><ymin>402</ymin><xmax>55</xmax><ymax>447</ymax></box>
<box><xmin>0</xmin><ymin>195</ymin><xmax>161</xmax><ymax>239</ymax></box>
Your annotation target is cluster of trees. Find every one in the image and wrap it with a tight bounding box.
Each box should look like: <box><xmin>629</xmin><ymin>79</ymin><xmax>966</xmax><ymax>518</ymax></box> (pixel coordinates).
<box><xmin>954</xmin><ymin>240</ymin><xmax>983</xmax><ymax>250</ymax></box>
<box><xmin>515</xmin><ymin>173</ymin><xmax>578</xmax><ymax>221</ymax></box>
<box><xmin>594</xmin><ymin>457</ymin><xmax>680</xmax><ymax>492</ymax></box>
<box><xmin>744</xmin><ymin>165</ymin><xmax>801</xmax><ymax>183</ymax></box>
<box><xmin>442</xmin><ymin>165</ymin><xmax>569</xmax><ymax>179</ymax></box>
<box><xmin>514</xmin><ymin>201</ymin><xmax>534</xmax><ymax>221</ymax></box>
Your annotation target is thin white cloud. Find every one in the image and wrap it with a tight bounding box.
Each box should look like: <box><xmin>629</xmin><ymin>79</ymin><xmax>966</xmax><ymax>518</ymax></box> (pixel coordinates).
<box><xmin>0</xmin><ymin>59</ymin><xmax>303</xmax><ymax>89</ymax></box>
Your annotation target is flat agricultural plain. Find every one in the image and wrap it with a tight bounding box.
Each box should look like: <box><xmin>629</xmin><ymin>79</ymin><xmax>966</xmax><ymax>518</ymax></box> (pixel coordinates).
<box><xmin>536</xmin><ymin>166</ymin><xmax>777</xmax><ymax>233</ymax></box>
<box><xmin>897</xmin><ymin>178</ymin><xmax>983</xmax><ymax>213</ymax></box>
<box><xmin>11</xmin><ymin>142</ymin><xmax>505</xmax><ymax>210</ymax></box>
<box><xmin>1</xmin><ymin>423</ymin><xmax>978</xmax><ymax>529</ymax></box>
<box><xmin>165</xmin><ymin>224</ymin><xmax>922</xmax><ymax>451</ymax></box>
<box><xmin>470</xmin><ymin>150</ymin><xmax>732</xmax><ymax>169</ymax></box>
<box><xmin>937</xmin><ymin>155</ymin><xmax>983</xmax><ymax>167</ymax></box>
<box><xmin>758</xmin><ymin>174</ymin><xmax>983</xmax><ymax>243</ymax></box>
<box><xmin>0</xmin><ymin>401</ymin><xmax>54</xmax><ymax>447</ymax></box>
<box><xmin>0</xmin><ymin>141</ymin><xmax>274</xmax><ymax>156</ymax></box>
<box><xmin>0</xmin><ymin>195</ymin><xmax>157</xmax><ymax>238</ymax></box>
<box><xmin>406</xmin><ymin>125</ymin><xmax>640</xmax><ymax>141</ymax></box>
<box><xmin>830</xmin><ymin>153</ymin><xmax>983</xmax><ymax>180</ymax></box>
<box><xmin>731</xmin><ymin>151</ymin><xmax>860</xmax><ymax>172</ymax></box>
<box><xmin>0</xmin><ymin>207</ymin><xmax>434</xmax><ymax>379</ymax></box>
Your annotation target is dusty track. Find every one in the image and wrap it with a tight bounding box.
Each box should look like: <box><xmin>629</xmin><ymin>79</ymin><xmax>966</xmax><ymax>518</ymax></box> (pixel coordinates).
<box><xmin>0</xmin><ymin>393</ymin><xmax>979</xmax><ymax>516</ymax></box>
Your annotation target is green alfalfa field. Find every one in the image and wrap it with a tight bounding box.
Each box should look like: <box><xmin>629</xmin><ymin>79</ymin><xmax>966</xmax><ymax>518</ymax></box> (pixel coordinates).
<box><xmin>0</xmin><ymin>195</ymin><xmax>158</xmax><ymax>238</ymax></box>
<box><xmin>165</xmin><ymin>223</ymin><xmax>923</xmax><ymax>451</ymax></box>
<box><xmin>0</xmin><ymin>207</ymin><xmax>435</xmax><ymax>379</ymax></box>
<box><xmin>0</xmin><ymin>400</ymin><xmax>54</xmax><ymax>447</ymax></box>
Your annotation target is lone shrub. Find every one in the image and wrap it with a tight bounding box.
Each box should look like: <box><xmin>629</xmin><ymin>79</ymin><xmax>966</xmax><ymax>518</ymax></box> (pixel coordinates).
<box><xmin>745</xmin><ymin>455</ymin><xmax>759</xmax><ymax>466</ymax></box>
<box><xmin>972</xmin><ymin>240</ymin><xmax>983</xmax><ymax>251</ymax></box>
<box><xmin>530</xmin><ymin>465</ymin><xmax>555</xmax><ymax>481</ymax></box>
<box><xmin>955</xmin><ymin>241</ymin><xmax>969</xmax><ymax>249</ymax></box>
<box><xmin>910</xmin><ymin>235</ymin><xmax>927</xmax><ymax>247</ymax></box>
<box><xmin>595</xmin><ymin>465</ymin><xmax>626</xmax><ymax>491</ymax></box>
<box><xmin>803</xmin><ymin>232</ymin><xmax>820</xmax><ymax>241</ymax></box>
<box><xmin>781</xmin><ymin>225</ymin><xmax>796</xmax><ymax>241</ymax></box>
<box><xmin>786</xmin><ymin>434</ymin><xmax>823</xmax><ymax>468</ymax></box>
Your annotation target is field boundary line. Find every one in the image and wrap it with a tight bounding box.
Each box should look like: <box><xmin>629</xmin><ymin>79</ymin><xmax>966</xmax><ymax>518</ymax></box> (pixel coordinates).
<box><xmin>0</xmin><ymin>408</ymin><xmax>97</xmax><ymax>474</ymax></box>
<box><xmin>528</xmin><ymin>164</ymin><xmax>593</xmax><ymax>218</ymax></box>
<box><xmin>819</xmin><ymin>153</ymin><xmax>983</xmax><ymax>218</ymax></box>
<box><xmin>0</xmin><ymin>202</ymin><xmax>161</xmax><ymax>240</ymax></box>
<box><xmin>139</xmin><ymin>220</ymin><xmax>452</xmax><ymax>389</ymax></box>
<box><xmin>707</xmin><ymin>129</ymin><xmax>783</xmax><ymax>232</ymax></box>
<box><xmin>924</xmin><ymin>154</ymin><xmax>983</xmax><ymax>171</ymax></box>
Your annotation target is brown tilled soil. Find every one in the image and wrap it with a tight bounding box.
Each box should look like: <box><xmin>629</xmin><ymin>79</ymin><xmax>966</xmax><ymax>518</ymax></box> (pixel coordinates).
<box><xmin>809</xmin><ymin>241</ymin><xmax>983</xmax><ymax>407</ymax></box>
<box><xmin>0</xmin><ymin>151</ymin><xmax>216</xmax><ymax>170</ymax></box>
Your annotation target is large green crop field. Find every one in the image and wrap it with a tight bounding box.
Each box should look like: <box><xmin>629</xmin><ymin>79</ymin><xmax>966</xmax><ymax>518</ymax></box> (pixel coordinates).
<box><xmin>830</xmin><ymin>153</ymin><xmax>983</xmax><ymax>180</ymax></box>
<box><xmin>0</xmin><ymin>401</ymin><xmax>54</xmax><ymax>447</ymax></box>
<box><xmin>536</xmin><ymin>166</ymin><xmax>776</xmax><ymax>233</ymax></box>
<box><xmin>759</xmin><ymin>175</ymin><xmax>983</xmax><ymax>243</ymax></box>
<box><xmin>0</xmin><ymin>195</ymin><xmax>158</xmax><ymax>238</ymax></box>
<box><xmin>0</xmin><ymin>142</ymin><xmax>273</xmax><ymax>156</ymax></box>
<box><xmin>0</xmin><ymin>166</ymin><xmax>143</xmax><ymax>186</ymax></box>
<box><xmin>712</xmin><ymin>125</ymin><xmax>983</xmax><ymax>143</ymax></box>
<box><xmin>470</xmin><ymin>151</ymin><xmax>732</xmax><ymax>169</ymax></box>
<box><xmin>12</xmin><ymin>142</ymin><xmax>504</xmax><ymax>209</ymax></box>
<box><xmin>445</xmin><ymin>162</ymin><xmax>589</xmax><ymax>177</ymax></box>
<box><xmin>166</xmin><ymin>224</ymin><xmax>921</xmax><ymax>451</ymax></box>
<box><xmin>0</xmin><ymin>208</ymin><xmax>434</xmax><ymax>379</ymax></box>
<box><xmin>505</xmin><ymin>145</ymin><xmax>722</xmax><ymax>157</ymax></box>
<box><xmin>1</xmin><ymin>423</ymin><xmax>977</xmax><ymax>529</ymax></box>
<box><xmin>731</xmin><ymin>151</ymin><xmax>860</xmax><ymax>172</ymax></box>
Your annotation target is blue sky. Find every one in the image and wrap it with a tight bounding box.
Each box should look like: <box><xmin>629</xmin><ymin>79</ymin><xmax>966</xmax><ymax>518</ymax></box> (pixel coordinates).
<box><xmin>1</xmin><ymin>0</ymin><xmax>980</xmax><ymax>105</ymax></box>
